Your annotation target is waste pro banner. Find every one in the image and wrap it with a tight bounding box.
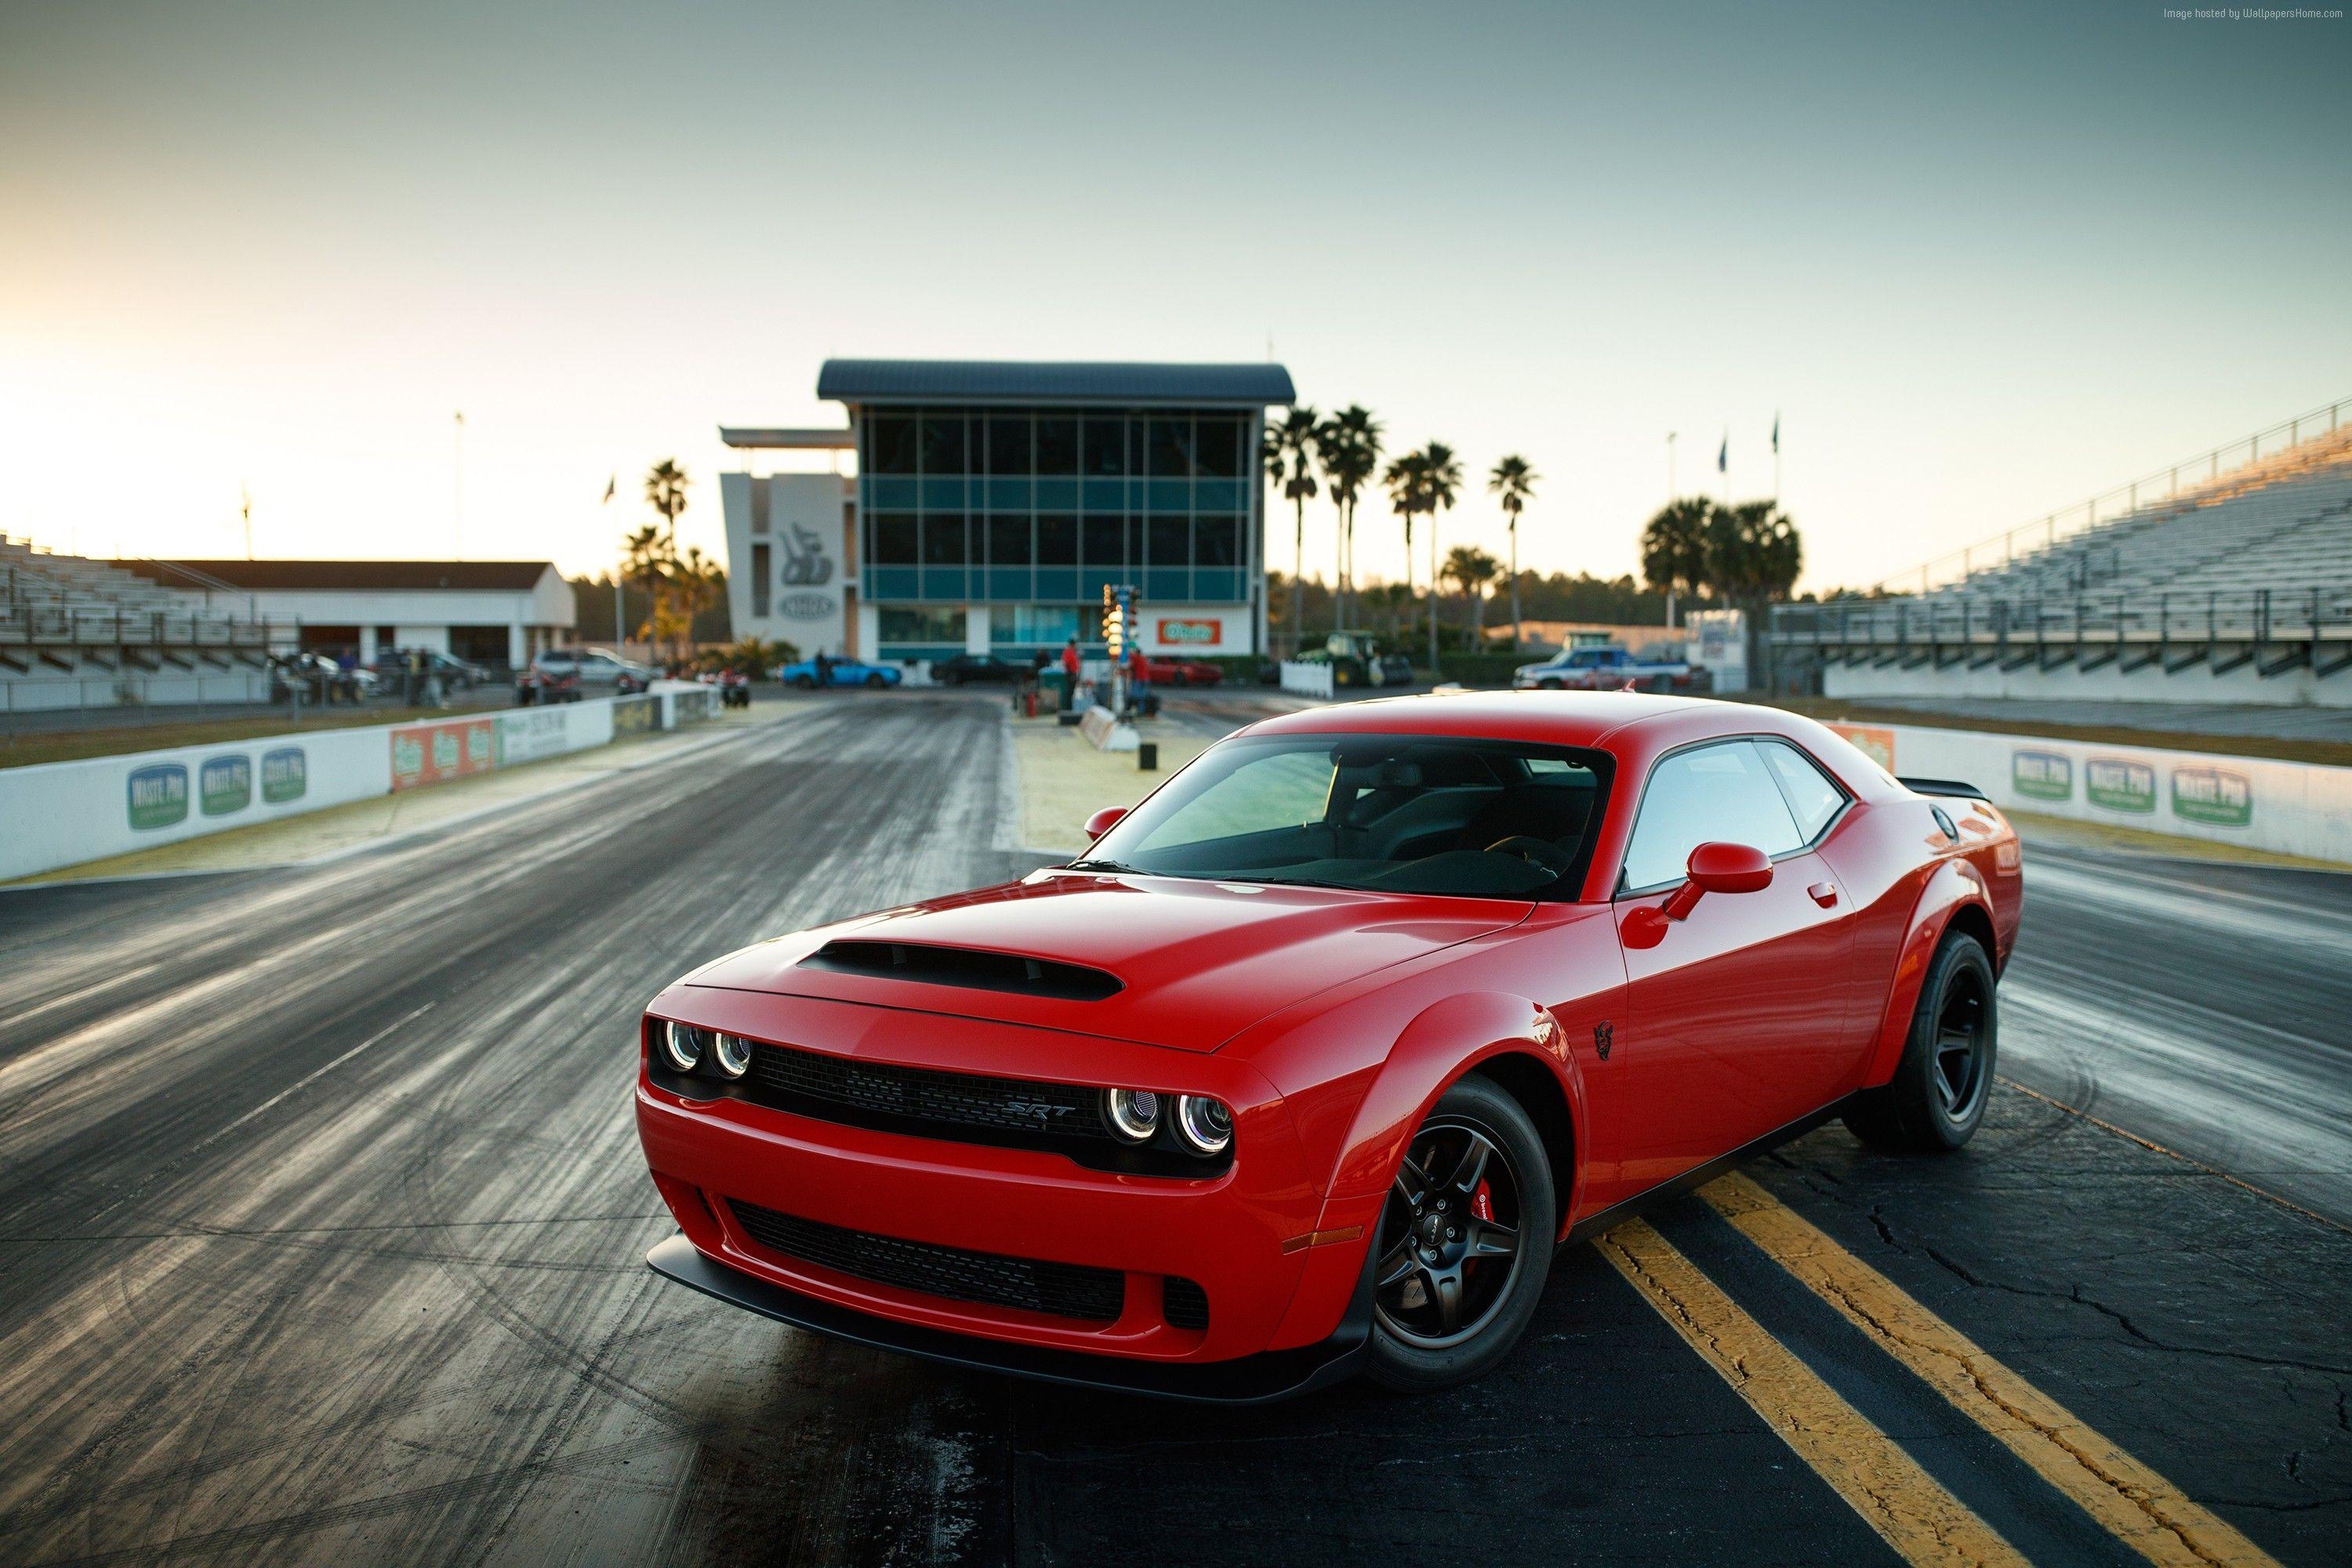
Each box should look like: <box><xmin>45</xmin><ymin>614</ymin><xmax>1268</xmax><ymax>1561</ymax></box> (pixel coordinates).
<box><xmin>1826</xmin><ymin>721</ymin><xmax>2351</xmax><ymax>866</ymax></box>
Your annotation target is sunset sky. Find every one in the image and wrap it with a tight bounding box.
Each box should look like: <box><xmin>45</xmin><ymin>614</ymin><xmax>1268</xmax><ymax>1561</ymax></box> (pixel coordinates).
<box><xmin>3</xmin><ymin>0</ymin><xmax>2346</xmax><ymax>592</ymax></box>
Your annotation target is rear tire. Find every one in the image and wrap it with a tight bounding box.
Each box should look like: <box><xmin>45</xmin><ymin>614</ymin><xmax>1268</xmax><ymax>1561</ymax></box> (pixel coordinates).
<box><xmin>1844</xmin><ymin>929</ymin><xmax>1997</xmax><ymax>1152</ymax></box>
<box><xmin>1363</xmin><ymin>1076</ymin><xmax>1556</xmax><ymax>1393</ymax></box>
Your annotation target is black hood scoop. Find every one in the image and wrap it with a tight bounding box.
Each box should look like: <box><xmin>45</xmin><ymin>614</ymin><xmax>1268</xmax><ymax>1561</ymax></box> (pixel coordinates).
<box><xmin>799</xmin><ymin>940</ymin><xmax>1123</xmax><ymax>1002</ymax></box>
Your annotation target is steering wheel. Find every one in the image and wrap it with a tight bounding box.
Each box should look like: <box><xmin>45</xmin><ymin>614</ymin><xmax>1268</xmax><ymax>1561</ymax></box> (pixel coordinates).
<box><xmin>1485</xmin><ymin>835</ymin><xmax>1573</xmax><ymax>876</ymax></box>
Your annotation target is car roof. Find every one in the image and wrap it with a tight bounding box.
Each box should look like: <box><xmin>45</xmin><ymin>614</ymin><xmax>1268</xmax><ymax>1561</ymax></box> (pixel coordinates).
<box><xmin>1241</xmin><ymin>691</ymin><xmax>1900</xmax><ymax>794</ymax></box>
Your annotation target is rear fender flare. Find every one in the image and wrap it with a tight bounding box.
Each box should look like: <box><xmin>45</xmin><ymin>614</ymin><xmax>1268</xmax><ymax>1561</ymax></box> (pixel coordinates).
<box><xmin>1861</xmin><ymin>858</ymin><xmax>1996</xmax><ymax>1088</ymax></box>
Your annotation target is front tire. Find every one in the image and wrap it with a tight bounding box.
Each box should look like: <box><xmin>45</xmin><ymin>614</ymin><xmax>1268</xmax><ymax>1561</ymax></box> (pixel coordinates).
<box><xmin>1364</xmin><ymin>1075</ymin><xmax>1556</xmax><ymax>1393</ymax></box>
<box><xmin>1844</xmin><ymin>928</ymin><xmax>1997</xmax><ymax>1152</ymax></box>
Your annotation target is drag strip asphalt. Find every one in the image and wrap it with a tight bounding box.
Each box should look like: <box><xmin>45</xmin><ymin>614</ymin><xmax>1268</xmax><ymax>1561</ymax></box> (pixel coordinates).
<box><xmin>0</xmin><ymin>690</ymin><xmax>2343</xmax><ymax>1566</ymax></box>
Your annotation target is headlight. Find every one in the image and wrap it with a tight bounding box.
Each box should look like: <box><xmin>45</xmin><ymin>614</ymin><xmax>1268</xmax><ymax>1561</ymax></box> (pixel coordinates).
<box><xmin>711</xmin><ymin>1031</ymin><xmax>753</xmax><ymax>1079</ymax></box>
<box><xmin>659</xmin><ymin>1020</ymin><xmax>704</xmax><ymax>1072</ymax></box>
<box><xmin>1174</xmin><ymin>1094</ymin><xmax>1233</xmax><ymax>1156</ymax></box>
<box><xmin>1103</xmin><ymin>1087</ymin><xmax>1162</xmax><ymax>1142</ymax></box>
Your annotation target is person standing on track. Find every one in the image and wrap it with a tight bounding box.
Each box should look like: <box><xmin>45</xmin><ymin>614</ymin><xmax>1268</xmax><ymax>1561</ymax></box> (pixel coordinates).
<box><xmin>1059</xmin><ymin>637</ymin><xmax>1080</xmax><ymax>713</ymax></box>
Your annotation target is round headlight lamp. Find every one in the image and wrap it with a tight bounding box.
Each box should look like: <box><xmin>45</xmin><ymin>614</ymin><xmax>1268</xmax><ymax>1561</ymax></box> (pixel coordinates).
<box><xmin>659</xmin><ymin>1020</ymin><xmax>703</xmax><ymax>1072</ymax></box>
<box><xmin>711</xmin><ymin>1031</ymin><xmax>753</xmax><ymax>1079</ymax></box>
<box><xmin>1103</xmin><ymin>1087</ymin><xmax>1162</xmax><ymax>1142</ymax></box>
<box><xmin>1174</xmin><ymin>1094</ymin><xmax>1233</xmax><ymax>1156</ymax></box>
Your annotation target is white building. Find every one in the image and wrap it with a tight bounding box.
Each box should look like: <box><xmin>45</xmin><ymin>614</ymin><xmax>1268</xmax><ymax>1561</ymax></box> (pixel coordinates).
<box><xmin>127</xmin><ymin>559</ymin><xmax>576</xmax><ymax>669</ymax></box>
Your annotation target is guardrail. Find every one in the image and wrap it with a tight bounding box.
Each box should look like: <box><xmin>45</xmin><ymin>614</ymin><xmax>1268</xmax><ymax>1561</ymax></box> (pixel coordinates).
<box><xmin>1279</xmin><ymin>660</ymin><xmax>1336</xmax><ymax>699</ymax></box>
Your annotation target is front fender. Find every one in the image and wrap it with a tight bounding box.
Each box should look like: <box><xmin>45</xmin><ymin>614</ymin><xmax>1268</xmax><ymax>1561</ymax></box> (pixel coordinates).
<box><xmin>1260</xmin><ymin>989</ymin><xmax>1582</xmax><ymax>1353</ymax></box>
<box><xmin>1860</xmin><ymin>856</ymin><xmax>1995</xmax><ymax>1088</ymax></box>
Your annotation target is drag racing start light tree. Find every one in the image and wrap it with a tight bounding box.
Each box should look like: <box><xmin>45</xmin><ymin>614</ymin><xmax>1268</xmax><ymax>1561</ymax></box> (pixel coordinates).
<box><xmin>1102</xmin><ymin>583</ymin><xmax>1138</xmax><ymax>717</ymax></box>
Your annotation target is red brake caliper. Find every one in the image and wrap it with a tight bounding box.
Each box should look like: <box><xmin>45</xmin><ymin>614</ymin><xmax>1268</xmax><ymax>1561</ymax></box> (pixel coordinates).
<box><xmin>1472</xmin><ymin>1181</ymin><xmax>1494</xmax><ymax>1223</ymax></box>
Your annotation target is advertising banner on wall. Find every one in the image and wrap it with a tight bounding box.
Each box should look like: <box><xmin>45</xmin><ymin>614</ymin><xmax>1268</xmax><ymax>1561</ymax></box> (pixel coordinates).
<box><xmin>1824</xmin><ymin>721</ymin><xmax>2350</xmax><ymax>864</ymax></box>
<box><xmin>390</xmin><ymin>717</ymin><xmax>497</xmax><ymax>791</ymax></box>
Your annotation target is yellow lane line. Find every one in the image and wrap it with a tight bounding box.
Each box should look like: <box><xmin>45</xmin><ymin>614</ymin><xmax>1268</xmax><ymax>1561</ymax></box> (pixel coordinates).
<box><xmin>1701</xmin><ymin>1171</ymin><xmax>2282</xmax><ymax>1568</ymax></box>
<box><xmin>1597</xmin><ymin>1218</ymin><xmax>2029</xmax><ymax>1568</ymax></box>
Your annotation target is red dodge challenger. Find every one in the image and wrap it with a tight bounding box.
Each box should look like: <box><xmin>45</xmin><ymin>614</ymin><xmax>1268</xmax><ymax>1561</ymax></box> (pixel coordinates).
<box><xmin>637</xmin><ymin>693</ymin><xmax>2021</xmax><ymax>1399</ymax></box>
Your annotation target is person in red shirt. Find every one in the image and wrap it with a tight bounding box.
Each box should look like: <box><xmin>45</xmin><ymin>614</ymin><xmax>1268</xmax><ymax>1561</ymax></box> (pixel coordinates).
<box><xmin>1059</xmin><ymin>637</ymin><xmax>1080</xmax><ymax>710</ymax></box>
<box><xmin>1127</xmin><ymin>645</ymin><xmax>1149</xmax><ymax>713</ymax></box>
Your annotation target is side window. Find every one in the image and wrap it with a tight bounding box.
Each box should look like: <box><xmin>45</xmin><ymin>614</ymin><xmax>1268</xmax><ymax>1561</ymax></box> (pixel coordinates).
<box><xmin>1759</xmin><ymin>740</ymin><xmax>1847</xmax><ymax>842</ymax></box>
<box><xmin>1620</xmin><ymin>741</ymin><xmax>1803</xmax><ymax>891</ymax></box>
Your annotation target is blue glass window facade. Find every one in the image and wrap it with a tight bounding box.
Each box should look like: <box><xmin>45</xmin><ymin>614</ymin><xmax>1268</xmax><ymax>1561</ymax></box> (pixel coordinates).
<box><xmin>858</xmin><ymin>407</ymin><xmax>1255</xmax><ymax>623</ymax></box>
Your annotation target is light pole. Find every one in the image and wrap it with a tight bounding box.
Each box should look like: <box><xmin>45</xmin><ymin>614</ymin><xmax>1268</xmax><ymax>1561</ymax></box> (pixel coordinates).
<box><xmin>1665</xmin><ymin>431</ymin><xmax>1677</xmax><ymax>500</ymax></box>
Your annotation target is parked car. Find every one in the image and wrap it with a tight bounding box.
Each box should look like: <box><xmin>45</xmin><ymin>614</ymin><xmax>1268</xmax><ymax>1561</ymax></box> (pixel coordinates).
<box><xmin>270</xmin><ymin>652</ymin><xmax>374</xmax><ymax>705</ymax></box>
<box><xmin>371</xmin><ymin>648</ymin><xmax>492</xmax><ymax>692</ymax></box>
<box><xmin>515</xmin><ymin>666</ymin><xmax>580</xmax><ymax>705</ymax></box>
<box><xmin>633</xmin><ymin>693</ymin><xmax>2021</xmax><ymax>1399</ymax></box>
<box><xmin>1512</xmin><ymin>644</ymin><xmax>1700</xmax><ymax>693</ymax></box>
<box><xmin>532</xmin><ymin>646</ymin><xmax>659</xmax><ymax>694</ymax></box>
<box><xmin>1139</xmin><ymin>655</ymin><xmax>1223</xmax><ymax>687</ymax></box>
<box><xmin>1298</xmin><ymin>630</ymin><xmax>1414</xmax><ymax>688</ymax></box>
<box><xmin>931</xmin><ymin>652</ymin><xmax>1022</xmax><ymax>686</ymax></box>
<box><xmin>775</xmin><ymin>655</ymin><xmax>902</xmax><ymax>690</ymax></box>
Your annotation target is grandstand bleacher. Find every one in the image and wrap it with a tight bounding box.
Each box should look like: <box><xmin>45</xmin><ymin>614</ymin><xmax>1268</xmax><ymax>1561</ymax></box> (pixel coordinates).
<box><xmin>1773</xmin><ymin>401</ymin><xmax>2352</xmax><ymax>707</ymax></box>
<box><xmin>1</xmin><ymin>537</ymin><xmax>287</xmax><ymax>717</ymax></box>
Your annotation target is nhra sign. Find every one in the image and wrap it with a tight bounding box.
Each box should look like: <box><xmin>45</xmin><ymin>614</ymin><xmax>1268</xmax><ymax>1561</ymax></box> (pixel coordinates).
<box><xmin>126</xmin><ymin>763</ymin><xmax>190</xmax><ymax>830</ymax></box>
<box><xmin>390</xmin><ymin>717</ymin><xmax>495</xmax><ymax>792</ymax></box>
<box><xmin>1158</xmin><ymin>618</ymin><xmax>1221</xmax><ymax>646</ymax></box>
<box><xmin>500</xmin><ymin>706</ymin><xmax>584</xmax><ymax>760</ymax></box>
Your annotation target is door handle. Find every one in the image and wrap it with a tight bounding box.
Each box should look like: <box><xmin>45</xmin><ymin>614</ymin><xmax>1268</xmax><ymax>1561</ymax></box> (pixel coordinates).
<box><xmin>1808</xmin><ymin>881</ymin><xmax>1839</xmax><ymax>908</ymax></box>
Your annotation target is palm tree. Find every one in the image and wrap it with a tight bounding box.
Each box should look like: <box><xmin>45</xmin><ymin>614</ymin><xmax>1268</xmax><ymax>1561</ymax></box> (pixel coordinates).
<box><xmin>1705</xmin><ymin>500</ymin><xmax>1804</xmax><ymax>685</ymax></box>
<box><xmin>1381</xmin><ymin>452</ymin><xmax>1426</xmax><ymax>657</ymax></box>
<box><xmin>1443</xmin><ymin>545</ymin><xmax>1502</xmax><ymax>644</ymax></box>
<box><xmin>1319</xmin><ymin>405</ymin><xmax>1383</xmax><ymax>631</ymax></box>
<box><xmin>619</xmin><ymin>522</ymin><xmax>675</xmax><ymax>656</ymax></box>
<box><xmin>1262</xmin><ymin>407</ymin><xmax>1322</xmax><ymax>657</ymax></box>
<box><xmin>1639</xmin><ymin>497</ymin><xmax>1714</xmax><ymax>627</ymax></box>
<box><xmin>1417</xmin><ymin>442</ymin><xmax>1463</xmax><ymax>671</ymax></box>
<box><xmin>644</xmin><ymin>459</ymin><xmax>690</xmax><ymax>545</ymax></box>
<box><xmin>1488</xmin><ymin>455</ymin><xmax>1539</xmax><ymax>651</ymax></box>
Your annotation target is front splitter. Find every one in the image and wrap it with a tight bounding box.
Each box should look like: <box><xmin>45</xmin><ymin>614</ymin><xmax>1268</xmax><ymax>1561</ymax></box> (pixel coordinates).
<box><xmin>646</xmin><ymin>1234</ymin><xmax>1366</xmax><ymax>1404</ymax></box>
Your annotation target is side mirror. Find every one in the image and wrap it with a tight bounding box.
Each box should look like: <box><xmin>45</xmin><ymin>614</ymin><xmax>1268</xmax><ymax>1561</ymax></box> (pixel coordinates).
<box><xmin>1660</xmin><ymin>841</ymin><xmax>1773</xmax><ymax>920</ymax></box>
<box><xmin>1082</xmin><ymin>805</ymin><xmax>1127</xmax><ymax>840</ymax></box>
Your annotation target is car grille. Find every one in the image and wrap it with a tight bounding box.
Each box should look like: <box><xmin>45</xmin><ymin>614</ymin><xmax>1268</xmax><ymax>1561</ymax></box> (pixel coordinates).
<box><xmin>744</xmin><ymin>1039</ymin><xmax>1109</xmax><ymax>1148</ymax></box>
<box><xmin>728</xmin><ymin>1200</ymin><xmax>1125</xmax><ymax>1323</ymax></box>
<box><xmin>1163</xmin><ymin>1276</ymin><xmax>1210</xmax><ymax>1331</ymax></box>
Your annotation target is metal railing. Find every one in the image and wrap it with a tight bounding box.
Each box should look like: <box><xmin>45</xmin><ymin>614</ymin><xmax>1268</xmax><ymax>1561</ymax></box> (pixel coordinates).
<box><xmin>1867</xmin><ymin>395</ymin><xmax>2352</xmax><ymax>595</ymax></box>
<box><xmin>0</xmin><ymin>604</ymin><xmax>288</xmax><ymax>647</ymax></box>
<box><xmin>1773</xmin><ymin>586</ymin><xmax>2352</xmax><ymax>650</ymax></box>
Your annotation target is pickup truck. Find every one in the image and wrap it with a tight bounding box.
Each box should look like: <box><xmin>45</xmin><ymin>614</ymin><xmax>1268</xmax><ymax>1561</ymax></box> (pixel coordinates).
<box><xmin>1511</xmin><ymin>644</ymin><xmax>1702</xmax><ymax>693</ymax></box>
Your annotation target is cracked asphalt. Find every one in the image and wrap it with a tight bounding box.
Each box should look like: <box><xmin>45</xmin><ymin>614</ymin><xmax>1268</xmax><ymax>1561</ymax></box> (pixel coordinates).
<box><xmin>0</xmin><ymin>688</ymin><xmax>2344</xmax><ymax>1566</ymax></box>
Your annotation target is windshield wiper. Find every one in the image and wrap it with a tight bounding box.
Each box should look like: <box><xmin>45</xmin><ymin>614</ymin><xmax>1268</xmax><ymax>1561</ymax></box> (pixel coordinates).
<box><xmin>1063</xmin><ymin>858</ymin><xmax>1145</xmax><ymax>873</ymax></box>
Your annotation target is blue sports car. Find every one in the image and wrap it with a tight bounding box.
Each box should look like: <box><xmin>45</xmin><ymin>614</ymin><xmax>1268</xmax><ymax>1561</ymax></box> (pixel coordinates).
<box><xmin>774</xmin><ymin>656</ymin><xmax>903</xmax><ymax>690</ymax></box>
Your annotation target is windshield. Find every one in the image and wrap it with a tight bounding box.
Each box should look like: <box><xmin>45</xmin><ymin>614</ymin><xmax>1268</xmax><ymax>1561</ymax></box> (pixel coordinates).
<box><xmin>1080</xmin><ymin>732</ymin><xmax>1613</xmax><ymax>900</ymax></box>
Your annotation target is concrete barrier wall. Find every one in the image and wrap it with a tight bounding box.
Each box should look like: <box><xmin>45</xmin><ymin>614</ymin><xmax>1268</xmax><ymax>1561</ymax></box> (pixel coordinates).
<box><xmin>1826</xmin><ymin>720</ymin><xmax>2352</xmax><ymax>866</ymax></box>
<box><xmin>0</xmin><ymin>691</ymin><xmax>711</xmax><ymax>882</ymax></box>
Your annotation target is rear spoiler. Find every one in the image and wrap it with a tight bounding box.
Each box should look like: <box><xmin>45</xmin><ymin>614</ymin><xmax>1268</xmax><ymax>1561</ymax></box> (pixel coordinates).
<box><xmin>1900</xmin><ymin>776</ymin><xmax>1990</xmax><ymax>801</ymax></box>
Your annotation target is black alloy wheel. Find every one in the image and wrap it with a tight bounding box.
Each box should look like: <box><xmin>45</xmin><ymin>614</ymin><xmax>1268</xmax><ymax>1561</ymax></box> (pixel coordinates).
<box><xmin>1364</xmin><ymin>1075</ymin><xmax>1556</xmax><ymax>1392</ymax></box>
<box><xmin>1843</xmin><ymin>928</ymin><xmax>1998</xmax><ymax>1152</ymax></box>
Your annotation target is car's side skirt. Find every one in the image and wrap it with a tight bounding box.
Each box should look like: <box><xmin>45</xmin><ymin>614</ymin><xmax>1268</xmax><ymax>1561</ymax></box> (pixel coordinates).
<box><xmin>1560</xmin><ymin>1094</ymin><xmax>1863</xmax><ymax>1248</ymax></box>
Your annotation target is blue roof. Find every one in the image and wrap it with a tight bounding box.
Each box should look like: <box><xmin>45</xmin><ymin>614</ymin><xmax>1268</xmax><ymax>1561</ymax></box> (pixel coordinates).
<box><xmin>817</xmin><ymin>359</ymin><xmax>1294</xmax><ymax>408</ymax></box>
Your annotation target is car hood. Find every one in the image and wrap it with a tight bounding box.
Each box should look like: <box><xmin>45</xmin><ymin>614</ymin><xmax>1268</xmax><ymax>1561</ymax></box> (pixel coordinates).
<box><xmin>684</xmin><ymin>870</ymin><xmax>1531</xmax><ymax>1052</ymax></box>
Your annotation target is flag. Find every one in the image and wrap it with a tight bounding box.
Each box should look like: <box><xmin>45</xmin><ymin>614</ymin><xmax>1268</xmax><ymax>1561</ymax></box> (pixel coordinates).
<box><xmin>1717</xmin><ymin>433</ymin><xmax>1727</xmax><ymax>474</ymax></box>
<box><xmin>1772</xmin><ymin>412</ymin><xmax>1780</xmax><ymax>455</ymax></box>
<box><xmin>601</xmin><ymin>474</ymin><xmax>616</xmax><ymax>503</ymax></box>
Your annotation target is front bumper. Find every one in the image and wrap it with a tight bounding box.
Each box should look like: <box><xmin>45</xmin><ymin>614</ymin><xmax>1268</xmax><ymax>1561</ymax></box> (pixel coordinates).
<box><xmin>634</xmin><ymin>988</ymin><xmax>1381</xmax><ymax>1380</ymax></box>
<box><xmin>647</xmin><ymin>1234</ymin><xmax>1370</xmax><ymax>1403</ymax></box>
